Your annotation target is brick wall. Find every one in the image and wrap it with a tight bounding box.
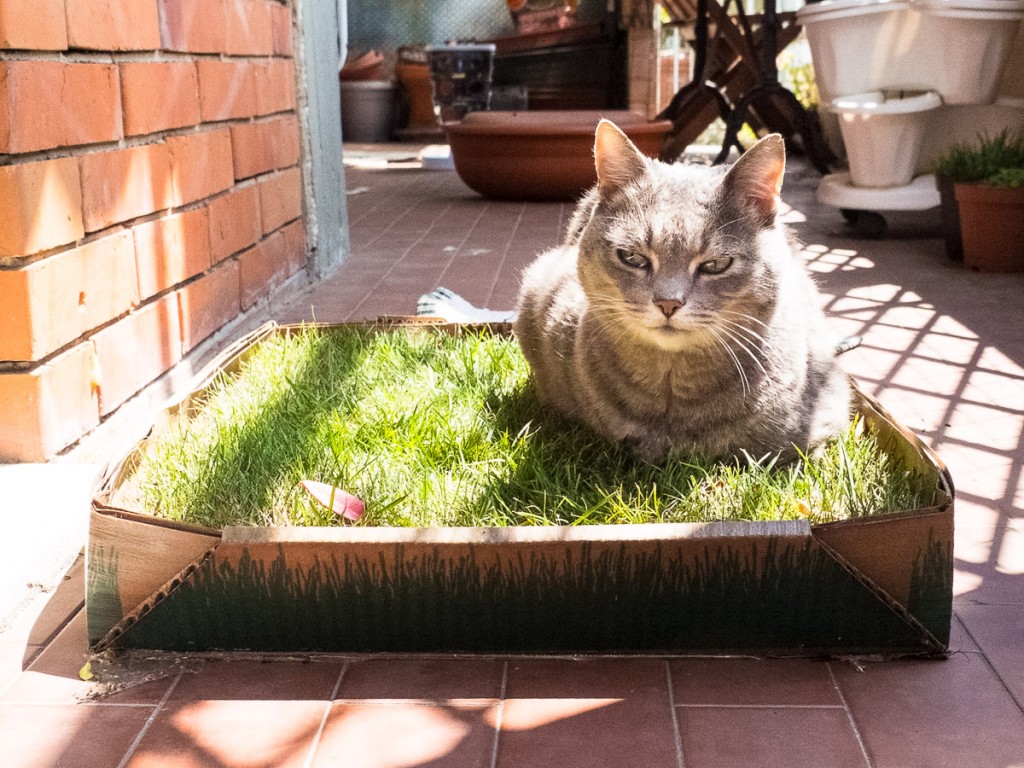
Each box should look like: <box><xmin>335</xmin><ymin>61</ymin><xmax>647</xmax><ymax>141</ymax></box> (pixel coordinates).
<box><xmin>0</xmin><ymin>0</ymin><xmax>308</xmax><ymax>461</ymax></box>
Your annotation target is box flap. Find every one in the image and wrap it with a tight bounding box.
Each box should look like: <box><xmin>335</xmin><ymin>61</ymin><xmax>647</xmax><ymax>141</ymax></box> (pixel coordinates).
<box><xmin>87</xmin><ymin>505</ymin><xmax>220</xmax><ymax>646</ymax></box>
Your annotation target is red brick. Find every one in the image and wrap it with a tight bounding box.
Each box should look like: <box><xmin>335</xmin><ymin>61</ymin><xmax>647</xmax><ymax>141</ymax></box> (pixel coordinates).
<box><xmin>269</xmin><ymin>1</ymin><xmax>291</xmax><ymax>56</ymax></box>
<box><xmin>0</xmin><ymin>157</ymin><xmax>84</xmax><ymax>257</ymax></box>
<box><xmin>197</xmin><ymin>59</ymin><xmax>257</xmax><ymax>122</ymax></box>
<box><xmin>239</xmin><ymin>230</ymin><xmax>288</xmax><ymax>308</ymax></box>
<box><xmin>207</xmin><ymin>185</ymin><xmax>260</xmax><ymax>262</ymax></box>
<box><xmin>254</xmin><ymin>58</ymin><xmax>295</xmax><ymax>116</ymax></box>
<box><xmin>224</xmin><ymin>0</ymin><xmax>273</xmax><ymax>56</ymax></box>
<box><xmin>229</xmin><ymin>116</ymin><xmax>300</xmax><ymax>180</ymax></box>
<box><xmin>0</xmin><ymin>342</ymin><xmax>100</xmax><ymax>461</ymax></box>
<box><xmin>158</xmin><ymin>0</ymin><xmax>226</xmax><ymax>53</ymax></box>
<box><xmin>258</xmin><ymin>166</ymin><xmax>302</xmax><ymax>234</ymax></box>
<box><xmin>0</xmin><ymin>61</ymin><xmax>122</xmax><ymax>153</ymax></box>
<box><xmin>0</xmin><ymin>0</ymin><xmax>68</xmax><ymax>50</ymax></box>
<box><xmin>66</xmin><ymin>0</ymin><xmax>160</xmax><ymax>51</ymax></box>
<box><xmin>279</xmin><ymin>217</ymin><xmax>307</xmax><ymax>274</ymax></box>
<box><xmin>134</xmin><ymin>207</ymin><xmax>211</xmax><ymax>300</ymax></box>
<box><xmin>0</xmin><ymin>230</ymin><xmax>137</xmax><ymax>362</ymax></box>
<box><xmin>178</xmin><ymin>259</ymin><xmax>240</xmax><ymax>351</ymax></box>
<box><xmin>167</xmin><ymin>128</ymin><xmax>234</xmax><ymax>206</ymax></box>
<box><xmin>93</xmin><ymin>294</ymin><xmax>181</xmax><ymax>415</ymax></box>
<box><xmin>121</xmin><ymin>62</ymin><xmax>200</xmax><ymax>136</ymax></box>
<box><xmin>80</xmin><ymin>143</ymin><xmax>174</xmax><ymax>233</ymax></box>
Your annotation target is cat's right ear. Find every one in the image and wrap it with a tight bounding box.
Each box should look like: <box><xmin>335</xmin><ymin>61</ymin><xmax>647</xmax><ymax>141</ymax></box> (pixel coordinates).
<box><xmin>594</xmin><ymin>120</ymin><xmax>648</xmax><ymax>199</ymax></box>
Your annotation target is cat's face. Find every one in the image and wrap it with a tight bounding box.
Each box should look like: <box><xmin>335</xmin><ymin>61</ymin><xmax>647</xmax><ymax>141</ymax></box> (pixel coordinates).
<box><xmin>577</xmin><ymin>122</ymin><xmax>787</xmax><ymax>350</ymax></box>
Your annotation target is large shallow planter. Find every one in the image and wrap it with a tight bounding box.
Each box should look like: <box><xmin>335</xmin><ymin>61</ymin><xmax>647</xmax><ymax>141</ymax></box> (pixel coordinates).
<box><xmin>955</xmin><ymin>182</ymin><xmax>1024</xmax><ymax>272</ymax></box>
<box><xmin>443</xmin><ymin>110</ymin><xmax>672</xmax><ymax>201</ymax></box>
<box><xmin>87</xmin><ymin>321</ymin><xmax>954</xmax><ymax>657</ymax></box>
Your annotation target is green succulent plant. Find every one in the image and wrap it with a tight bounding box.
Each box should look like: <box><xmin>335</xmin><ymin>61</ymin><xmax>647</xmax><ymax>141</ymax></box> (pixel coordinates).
<box><xmin>985</xmin><ymin>167</ymin><xmax>1024</xmax><ymax>188</ymax></box>
<box><xmin>932</xmin><ymin>129</ymin><xmax>1024</xmax><ymax>183</ymax></box>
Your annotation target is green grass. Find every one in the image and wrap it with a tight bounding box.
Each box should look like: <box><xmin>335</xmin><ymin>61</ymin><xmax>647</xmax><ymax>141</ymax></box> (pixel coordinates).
<box><xmin>116</xmin><ymin>325</ymin><xmax>940</xmax><ymax>529</ymax></box>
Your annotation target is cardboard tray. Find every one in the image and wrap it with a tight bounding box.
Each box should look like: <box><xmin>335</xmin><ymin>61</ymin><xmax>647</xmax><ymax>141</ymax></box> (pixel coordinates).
<box><xmin>87</xmin><ymin>321</ymin><xmax>955</xmax><ymax>657</ymax></box>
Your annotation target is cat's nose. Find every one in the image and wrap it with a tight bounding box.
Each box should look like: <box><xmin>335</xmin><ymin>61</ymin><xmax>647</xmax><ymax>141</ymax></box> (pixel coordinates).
<box><xmin>654</xmin><ymin>298</ymin><xmax>684</xmax><ymax>318</ymax></box>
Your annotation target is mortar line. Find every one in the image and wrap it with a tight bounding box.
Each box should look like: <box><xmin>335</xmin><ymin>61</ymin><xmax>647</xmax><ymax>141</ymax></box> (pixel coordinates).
<box><xmin>116</xmin><ymin>668</ymin><xmax>184</xmax><ymax>768</ymax></box>
<box><xmin>827</xmin><ymin>662</ymin><xmax>874</xmax><ymax>768</ymax></box>
<box><xmin>301</xmin><ymin>661</ymin><xmax>349</xmax><ymax>768</ymax></box>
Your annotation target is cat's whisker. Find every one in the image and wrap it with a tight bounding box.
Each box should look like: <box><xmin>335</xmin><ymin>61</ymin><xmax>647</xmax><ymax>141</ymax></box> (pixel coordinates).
<box><xmin>716</xmin><ymin>318</ymin><xmax>776</xmax><ymax>357</ymax></box>
<box><xmin>719</xmin><ymin>310</ymin><xmax>772</xmax><ymax>331</ymax></box>
<box><xmin>715</xmin><ymin>324</ymin><xmax>771</xmax><ymax>382</ymax></box>
<box><xmin>705</xmin><ymin>325</ymin><xmax>750</xmax><ymax>399</ymax></box>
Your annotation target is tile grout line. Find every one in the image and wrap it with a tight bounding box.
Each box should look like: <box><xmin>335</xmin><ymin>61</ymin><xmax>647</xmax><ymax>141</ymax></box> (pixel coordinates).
<box><xmin>301</xmin><ymin>661</ymin><xmax>350</xmax><ymax>768</ymax></box>
<box><xmin>347</xmin><ymin>198</ymin><xmax>486</xmax><ymax>320</ymax></box>
<box><xmin>482</xmin><ymin>202</ymin><xmax>527</xmax><ymax>309</ymax></box>
<box><xmin>827</xmin><ymin>662</ymin><xmax>874</xmax><ymax>768</ymax></box>
<box><xmin>665</xmin><ymin>660</ymin><xmax>686</xmax><ymax>768</ymax></box>
<box><xmin>488</xmin><ymin>660</ymin><xmax>509</xmax><ymax>768</ymax></box>
<box><xmin>341</xmin><ymin>195</ymin><xmax>456</xmax><ymax>317</ymax></box>
<box><xmin>671</xmin><ymin>708</ymin><xmax>847</xmax><ymax>712</ymax></box>
<box><xmin>431</xmin><ymin>201</ymin><xmax>498</xmax><ymax>294</ymax></box>
<box><xmin>116</xmin><ymin>668</ymin><xmax>184</xmax><ymax>768</ymax></box>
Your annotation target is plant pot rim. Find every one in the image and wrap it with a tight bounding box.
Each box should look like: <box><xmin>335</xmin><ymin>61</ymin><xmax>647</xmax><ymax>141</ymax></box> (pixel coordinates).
<box><xmin>444</xmin><ymin>110</ymin><xmax>672</xmax><ymax>138</ymax></box>
<box><xmin>953</xmin><ymin>181</ymin><xmax>1024</xmax><ymax>202</ymax></box>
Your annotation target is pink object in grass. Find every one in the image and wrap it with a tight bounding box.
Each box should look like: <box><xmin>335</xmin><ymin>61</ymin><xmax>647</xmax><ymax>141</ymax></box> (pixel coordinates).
<box><xmin>299</xmin><ymin>480</ymin><xmax>365</xmax><ymax>521</ymax></box>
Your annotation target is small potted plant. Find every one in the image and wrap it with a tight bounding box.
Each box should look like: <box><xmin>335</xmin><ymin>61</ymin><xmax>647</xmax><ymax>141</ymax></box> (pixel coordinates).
<box><xmin>932</xmin><ymin>130</ymin><xmax>1024</xmax><ymax>263</ymax></box>
<box><xmin>955</xmin><ymin>165</ymin><xmax>1024</xmax><ymax>273</ymax></box>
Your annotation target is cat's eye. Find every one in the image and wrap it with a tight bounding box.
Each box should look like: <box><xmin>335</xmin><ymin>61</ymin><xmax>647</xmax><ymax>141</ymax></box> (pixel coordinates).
<box><xmin>616</xmin><ymin>248</ymin><xmax>650</xmax><ymax>270</ymax></box>
<box><xmin>698</xmin><ymin>256</ymin><xmax>733</xmax><ymax>275</ymax></box>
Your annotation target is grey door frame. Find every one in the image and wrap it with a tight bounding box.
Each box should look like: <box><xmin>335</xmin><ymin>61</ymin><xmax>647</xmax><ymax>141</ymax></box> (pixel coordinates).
<box><xmin>295</xmin><ymin>0</ymin><xmax>349</xmax><ymax>278</ymax></box>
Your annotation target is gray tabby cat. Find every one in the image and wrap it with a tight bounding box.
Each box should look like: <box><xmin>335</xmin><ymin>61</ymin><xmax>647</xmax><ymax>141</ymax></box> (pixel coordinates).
<box><xmin>514</xmin><ymin>120</ymin><xmax>851</xmax><ymax>462</ymax></box>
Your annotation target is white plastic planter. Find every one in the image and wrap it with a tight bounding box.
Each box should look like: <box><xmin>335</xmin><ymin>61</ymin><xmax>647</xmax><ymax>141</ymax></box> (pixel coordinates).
<box><xmin>831</xmin><ymin>91</ymin><xmax>942</xmax><ymax>187</ymax></box>
<box><xmin>917</xmin><ymin>0</ymin><xmax>1024</xmax><ymax>103</ymax></box>
<box><xmin>798</xmin><ymin>0</ymin><xmax>921</xmax><ymax>102</ymax></box>
<box><xmin>798</xmin><ymin>0</ymin><xmax>1024</xmax><ymax>105</ymax></box>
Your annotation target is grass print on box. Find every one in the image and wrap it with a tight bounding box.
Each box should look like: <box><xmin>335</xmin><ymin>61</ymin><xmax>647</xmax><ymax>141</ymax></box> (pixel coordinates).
<box><xmin>88</xmin><ymin>321</ymin><xmax>954</xmax><ymax>656</ymax></box>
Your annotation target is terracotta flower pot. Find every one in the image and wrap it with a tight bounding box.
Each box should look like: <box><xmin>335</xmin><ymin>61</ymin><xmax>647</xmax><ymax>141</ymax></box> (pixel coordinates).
<box><xmin>396</xmin><ymin>62</ymin><xmax>436</xmax><ymax>129</ymax></box>
<box><xmin>954</xmin><ymin>182</ymin><xmax>1024</xmax><ymax>273</ymax></box>
<box><xmin>443</xmin><ymin>110</ymin><xmax>673</xmax><ymax>201</ymax></box>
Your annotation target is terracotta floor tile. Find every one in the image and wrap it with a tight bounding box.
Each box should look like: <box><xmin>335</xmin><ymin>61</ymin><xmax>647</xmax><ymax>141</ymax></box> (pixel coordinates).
<box><xmin>169</xmin><ymin>659</ymin><xmax>344</xmax><ymax>701</ymax></box>
<box><xmin>498</xmin><ymin>658</ymin><xmax>679</xmax><ymax>768</ymax></box>
<box><xmin>0</xmin><ymin>702</ymin><xmax>152</xmax><ymax>768</ymax></box>
<box><xmin>669</xmin><ymin>658</ymin><xmax>842</xmax><ymax>706</ymax></box>
<box><xmin>0</xmin><ymin>558</ymin><xmax>84</xmax><ymax>696</ymax></box>
<box><xmin>833</xmin><ymin>653</ymin><xmax>1024</xmax><ymax>767</ymax></box>
<box><xmin>497</xmin><ymin>696</ymin><xmax>679</xmax><ymax>768</ymax></box>
<box><xmin>126</xmin><ymin>698</ymin><xmax>328</xmax><ymax>768</ymax></box>
<box><xmin>337</xmin><ymin>657</ymin><xmax>504</xmax><ymax>702</ymax></box>
<box><xmin>890</xmin><ymin>357</ymin><xmax>971</xmax><ymax>397</ymax></box>
<box><xmin>954</xmin><ymin>525</ymin><xmax>1024</xmax><ymax>606</ymax></box>
<box><xmin>948</xmin><ymin>613</ymin><xmax>980</xmax><ymax>653</ymax></box>
<box><xmin>505</xmin><ymin>657</ymin><xmax>668</xmax><ymax>698</ymax></box>
<box><xmin>2</xmin><ymin>610</ymin><xmax>96</xmax><ymax>704</ymax></box>
<box><xmin>312</xmin><ymin>702</ymin><xmax>496</xmax><ymax>768</ymax></box>
<box><xmin>956</xmin><ymin>604</ymin><xmax>1024</xmax><ymax>707</ymax></box>
<box><xmin>677</xmin><ymin>706</ymin><xmax>866</xmax><ymax>768</ymax></box>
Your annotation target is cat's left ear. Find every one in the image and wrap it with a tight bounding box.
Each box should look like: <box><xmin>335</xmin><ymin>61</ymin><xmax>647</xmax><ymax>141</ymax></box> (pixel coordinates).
<box><xmin>594</xmin><ymin>119</ymin><xmax>648</xmax><ymax>199</ymax></box>
<box><xmin>722</xmin><ymin>134</ymin><xmax>786</xmax><ymax>226</ymax></box>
